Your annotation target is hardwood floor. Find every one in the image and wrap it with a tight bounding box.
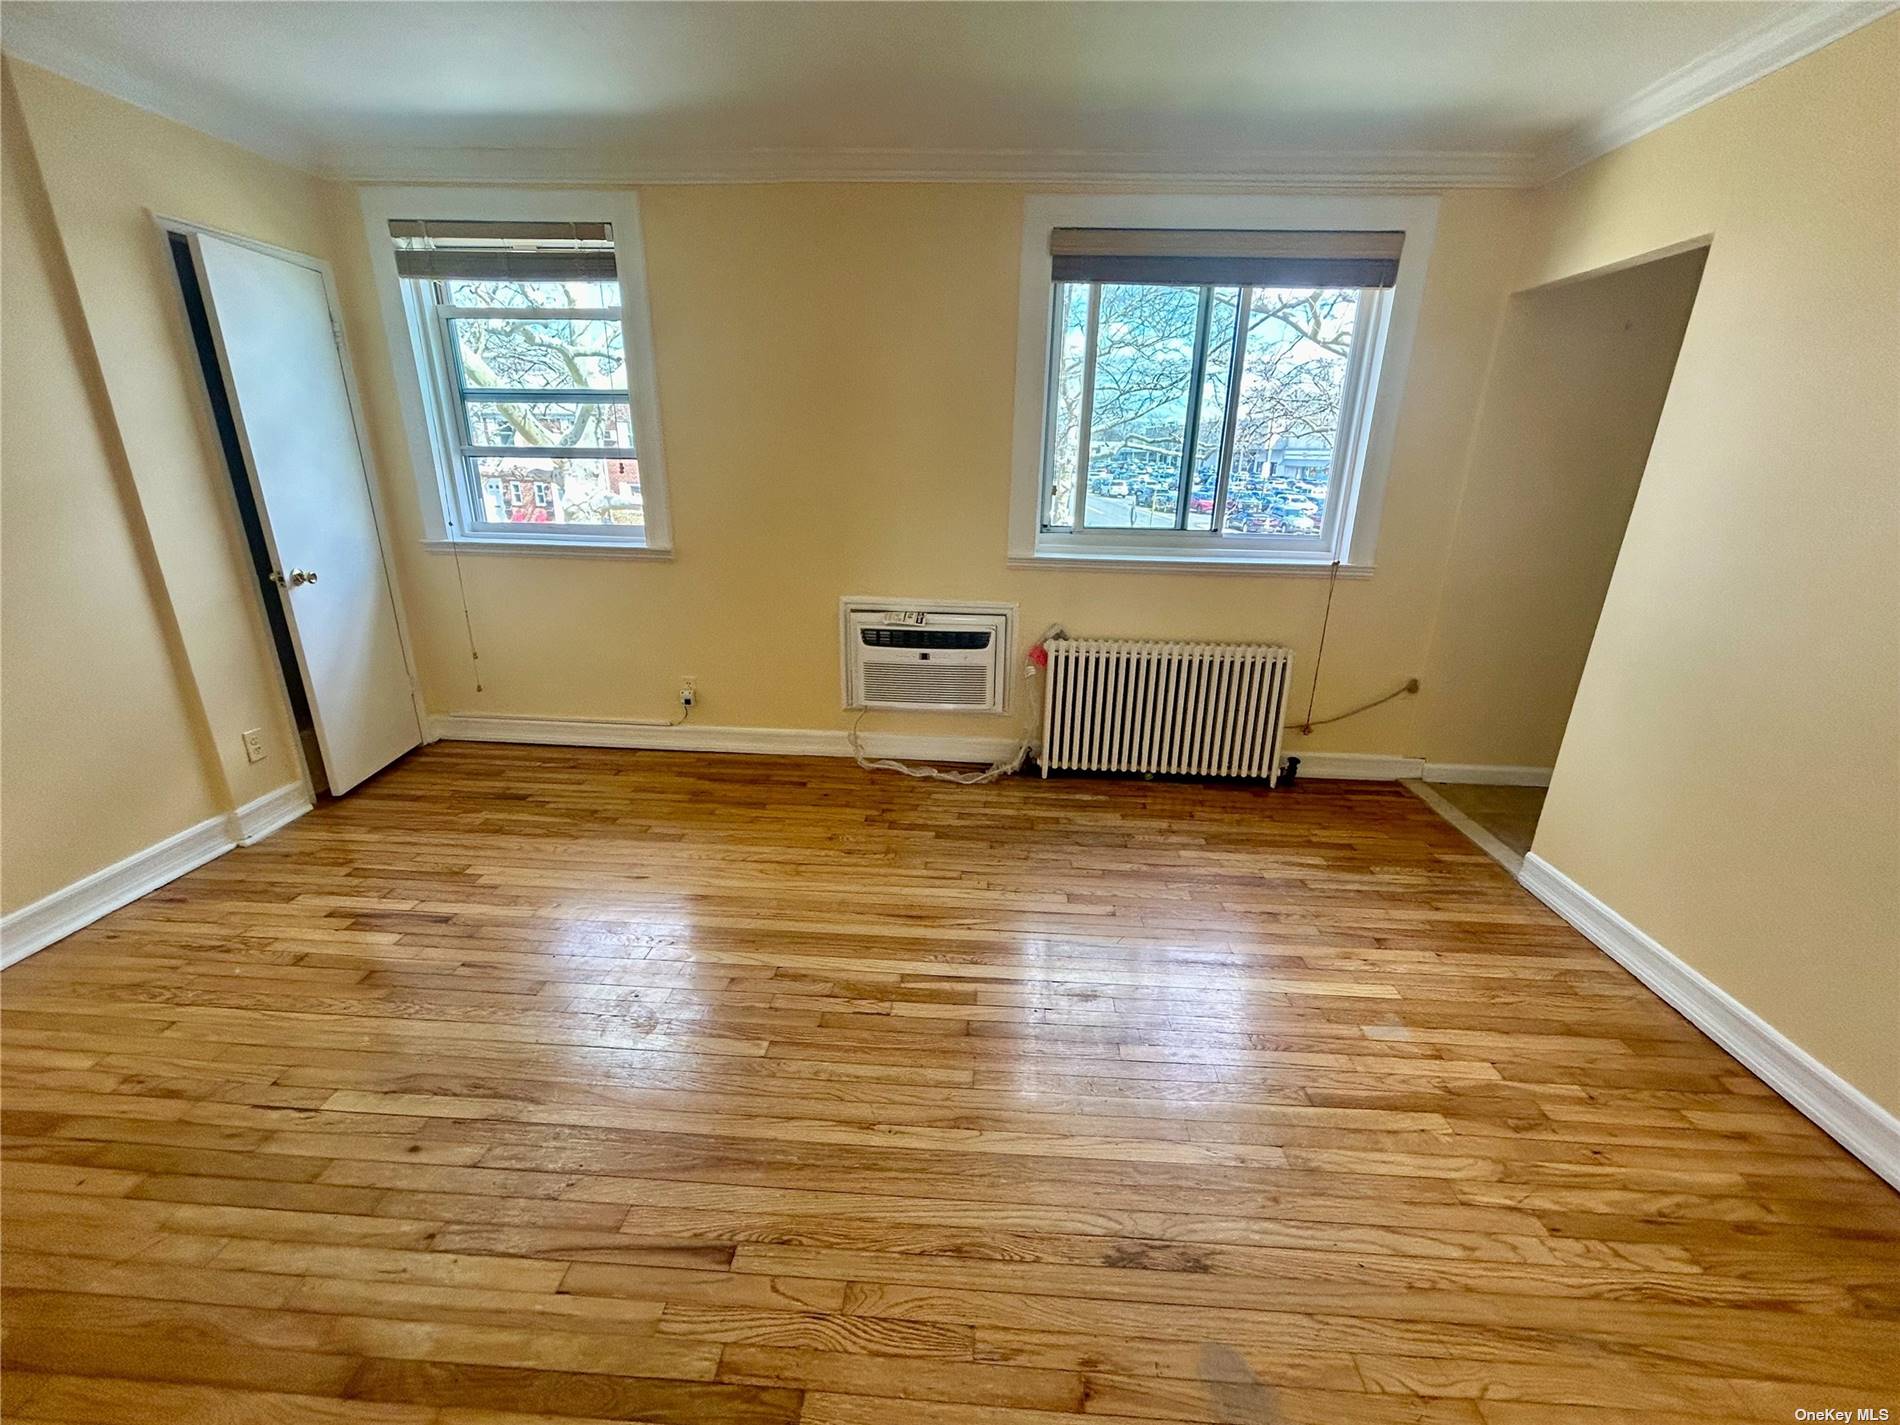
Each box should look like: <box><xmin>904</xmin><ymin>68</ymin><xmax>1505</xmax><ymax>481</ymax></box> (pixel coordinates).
<box><xmin>4</xmin><ymin>742</ymin><xmax>1895</xmax><ymax>1424</ymax></box>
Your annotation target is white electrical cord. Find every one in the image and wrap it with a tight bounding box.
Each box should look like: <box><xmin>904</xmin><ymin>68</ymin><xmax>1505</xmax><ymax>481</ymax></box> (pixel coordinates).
<box><xmin>848</xmin><ymin>707</ymin><xmax>1036</xmax><ymax>785</ymax></box>
<box><xmin>847</xmin><ymin>623</ymin><xmax>1065</xmax><ymax>786</ymax></box>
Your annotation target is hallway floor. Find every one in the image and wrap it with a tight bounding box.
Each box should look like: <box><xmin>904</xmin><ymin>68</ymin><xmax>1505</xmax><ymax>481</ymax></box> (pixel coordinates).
<box><xmin>1421</xmin><ymin>782</ymin><xmax>1548</xmax><ymax>866</ymax></box>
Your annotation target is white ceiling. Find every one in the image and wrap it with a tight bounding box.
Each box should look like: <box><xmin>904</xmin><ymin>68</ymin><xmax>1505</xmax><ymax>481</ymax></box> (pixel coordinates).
<box><xmin>0</xmin><ymin>1</ymin><xmax>1887</xmax><ymax>186</ymax></box>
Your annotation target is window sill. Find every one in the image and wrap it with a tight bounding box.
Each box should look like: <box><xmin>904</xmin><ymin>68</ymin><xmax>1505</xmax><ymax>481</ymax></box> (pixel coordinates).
<box><xmin>421</xmin><ymin>537</ymin><xmax>672</xmax><ymax>560</ymax></box>
<box><xmin>1010</xmin><ymin>548</ymin><xmax>1374</xmax><ymax>577</ymax></box>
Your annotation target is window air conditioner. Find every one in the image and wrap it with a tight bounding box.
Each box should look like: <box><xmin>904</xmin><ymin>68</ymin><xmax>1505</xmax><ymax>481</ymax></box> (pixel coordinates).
<box><xmin>840</xmin><ymin>600</ymin><xmax>1014</xmax><ymax>715</ymax></box>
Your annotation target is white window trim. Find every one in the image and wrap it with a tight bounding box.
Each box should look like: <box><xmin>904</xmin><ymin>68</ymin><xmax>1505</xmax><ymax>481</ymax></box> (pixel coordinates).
<box><xmin>358</xmin><ymin>185</ymin><xmax>673</xmax><ymax>554</ymax></box>
<box><xmin>1007</xmin><ymin>194</ymin><xmax>1438</xmax><ymax>572</ymax></box>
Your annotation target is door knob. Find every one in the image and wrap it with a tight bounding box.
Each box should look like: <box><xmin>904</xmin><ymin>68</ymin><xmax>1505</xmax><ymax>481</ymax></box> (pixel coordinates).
<box><xmin>288</xmin><ymin>569</ymin><xmax>318</xmax><ymax>586</ymax></box>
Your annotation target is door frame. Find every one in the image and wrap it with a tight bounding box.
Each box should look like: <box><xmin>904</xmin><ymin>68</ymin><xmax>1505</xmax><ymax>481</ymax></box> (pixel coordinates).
<box><xmin>152</xmin><ymin>212</ymin><xmax>427</xmax><ymax>794</ymax></box>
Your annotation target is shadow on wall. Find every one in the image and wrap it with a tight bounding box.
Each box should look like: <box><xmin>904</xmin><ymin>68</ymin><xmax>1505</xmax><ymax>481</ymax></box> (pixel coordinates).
<box><xmin>1418</xmin><ymin>242</ymin><xmax>1709</xmax><ymax>777</ymax></box>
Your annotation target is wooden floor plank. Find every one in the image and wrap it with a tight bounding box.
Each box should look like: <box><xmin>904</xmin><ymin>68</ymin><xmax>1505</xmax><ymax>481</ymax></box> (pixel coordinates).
<box><xmin>4</xmin><ymin>743</ymin><xmax>1895</xmax><ymax>1423</ymax></box>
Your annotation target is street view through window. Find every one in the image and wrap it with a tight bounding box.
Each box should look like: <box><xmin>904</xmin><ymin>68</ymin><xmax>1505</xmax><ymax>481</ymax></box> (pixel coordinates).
<box><xmin>1046</xmin><ymin>282</ymin><xmax>1362</xmax><ymax>538</ymax></box>
<box><xmin>436</xmin><ymin>277</ymin><xmax>643</xmax><ymax>529</ymax></box>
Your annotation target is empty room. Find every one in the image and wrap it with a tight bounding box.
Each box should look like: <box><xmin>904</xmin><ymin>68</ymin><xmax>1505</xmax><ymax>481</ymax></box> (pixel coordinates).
<box><xmin>1</xmin><ymin>2</ymin><xmax>1896</xmax><ymax>1421</ymax></box>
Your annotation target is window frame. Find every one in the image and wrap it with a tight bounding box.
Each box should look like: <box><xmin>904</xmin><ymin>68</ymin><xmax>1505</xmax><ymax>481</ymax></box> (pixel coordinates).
<box><xmin>1008</xmin><ymin>195</ymin><xmax>1438</xmax><ymax>572</ymax></box>
<box><xmin>422</xmin><ymin>285</ymin><xmax>639</xmax><ymax>532</ymax></box>
<box><xmin>1041</xmin><ymin>279</ymin><xmax>1382</xmax><ymax>553</ymax></box>
<box><xmin>359</xmin><ymin>187</ymin><xmax>673</xmax><ymax>555</ymax></box>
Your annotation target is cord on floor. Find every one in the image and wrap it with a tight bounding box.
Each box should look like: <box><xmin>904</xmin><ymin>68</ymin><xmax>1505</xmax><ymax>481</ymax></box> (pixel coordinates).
<box><xmin>848</xmin><ymin>707</ymin><xmax>1035</xmax><ymax>785</ymax></box>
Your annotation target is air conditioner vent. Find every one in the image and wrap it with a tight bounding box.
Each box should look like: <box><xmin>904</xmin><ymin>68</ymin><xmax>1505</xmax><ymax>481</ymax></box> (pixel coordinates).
<box><xmin>863</xmin><ymin>661</ymin><xmax>991</xmax><ymax>708</ymax></box>
<box><xmin>861</xmin><ymin>628</ymin><xmax>993</xmax><ymax>651</ymax></box>
<box><xmin>841</xmin><ymin>599</ymin><xmax>1015</xmax><ymax>715</ymax></box>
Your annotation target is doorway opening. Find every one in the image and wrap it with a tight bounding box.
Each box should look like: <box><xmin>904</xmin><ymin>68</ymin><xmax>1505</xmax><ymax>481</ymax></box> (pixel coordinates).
<box><xmin>1412</xmin><ymin>242</ymin><xmax>1709</xmax><ymax>870</ymax></box>
<box><xmin>167</xmin><ymin>230</ymin><xmax>328</xmax><ymax>794</ymax></box>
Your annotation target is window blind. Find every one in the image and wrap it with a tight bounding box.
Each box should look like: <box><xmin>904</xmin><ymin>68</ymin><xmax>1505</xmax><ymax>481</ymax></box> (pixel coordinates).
<box><xmin>389</xmin><ymin>219</ymin><xmax>619</xmax><ymax>282</ymax></box>
<box><xmin>1049</xmin><ymin>228</ymin><xmax>1403</xmax><ymax>289</ymax></box>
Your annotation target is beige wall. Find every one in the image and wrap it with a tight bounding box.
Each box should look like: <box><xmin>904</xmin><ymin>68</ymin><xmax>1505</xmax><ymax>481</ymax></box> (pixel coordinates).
<box><xmin>5</xmin><ymin>61</ymin><xmax>349</xmax><ymax>815</ymax></box>
<box><xmin>359</xmin><ymin>182</ymin><xmax>1536</xmax><ymax>757</ymax></box>
<box><xmin>1522</xmin><ymin>16</ymin><xmax>1900</xmax><ymax>1113</ymax></box>
<box><xmin>0</xmin><ymin>71</ymin><xmax>226</xmax><ymax>910</ymax></box>
<box><xmin>1417</xmin><ymin>246</ymin><xmax>1705</xmax><ymax>767</ymax></box>
<box><xmin>1</xmin><ymin>59</ymin><xmax>355</xmax><ymax>913</ymax></box>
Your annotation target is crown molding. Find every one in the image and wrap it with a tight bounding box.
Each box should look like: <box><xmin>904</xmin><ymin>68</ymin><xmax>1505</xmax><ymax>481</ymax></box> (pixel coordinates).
<box><xmin>1</xmin><ymin>23</ymin><xmax>1526</xmax><ymax>191</ymax></box>
<box><xmin>339</xmin><ymin>145</ymin><xmax>1532</xmax><ymax>191</ymax></box>
<box><xmin>1534</xmin><ymin>0</ymin><xmax>1900</xmax><ymax>182</ymax></box>
<box><xmin>7</xmin><ymin>1</ymin><xmax>1892</xmax><ymax>195</ymax></box>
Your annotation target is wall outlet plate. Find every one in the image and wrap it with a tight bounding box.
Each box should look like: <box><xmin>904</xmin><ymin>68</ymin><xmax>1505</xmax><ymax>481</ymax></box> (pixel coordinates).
<box><xmin>241</xmin><ymin>729</ymin><xmax>267</xmax><ymax>763</ymax></box>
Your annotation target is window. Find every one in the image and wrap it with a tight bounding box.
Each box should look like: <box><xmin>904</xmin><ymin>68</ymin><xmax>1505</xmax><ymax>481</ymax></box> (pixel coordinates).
<box><xmin>362</xmin><ymin>190</ymin><xmax>671</xmax><ymax>553</ymax></box>
<box><xmin>1009</xmin><ymin>197</ymin><xmax>1437</xmax><ymax>569</ymax></box>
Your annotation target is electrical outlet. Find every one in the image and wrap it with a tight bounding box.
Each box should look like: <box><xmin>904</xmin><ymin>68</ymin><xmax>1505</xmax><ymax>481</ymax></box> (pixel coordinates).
<box><xmin>240</xmin><ymin>728</ymin><xmax>267</xmax><ymax>763</ymax></box>
<box><xmin>679</xmin><ymin>678</ymin><xmax>697</xmax><ymax>708</ymax></box>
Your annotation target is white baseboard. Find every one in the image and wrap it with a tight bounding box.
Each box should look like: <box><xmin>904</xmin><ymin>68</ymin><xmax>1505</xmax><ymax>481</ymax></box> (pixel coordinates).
<box><xmin>1291</xmin><ymin>752</ymin><xmax>1427</xmax><ymax>780</ymax></box>
<box><xmin>856</xmin><ymin>732</ymin><xmax>1025</xmax><ymax>764</ymax></box>
<box><xmin>428</xmin><ymin>714</ymin><xmax>1023</xmax><ymax>766</ymax></box>
<box><xmin>0</xmin><ymin>778</ymin><xmax>308</xmax><ymax>969</ymax></box>
<box><xmin>1423</xmin><ymin>762</ymin><xmax>1553</xmax><ymax>787</ymax></box>
<box><xmin>1519</xmin><ymin>852</ymin><xmax>1900</xmax><ymax>1192</ymax></box>
<box><xmin>229</xmin><ymin>782</ymin><xmax>312</xmax><ymax>845</ymax></box>
<box><xmin>433</xmin><ymin>718</ymin><xmax>1554</xmax><ymax>788</ymax></box>
<box><xmin>0</xmin><ymin>814</ymin><xmax>233</xmax><ymax>969</ymax></box>
<box><xmin>1295</xmin><ymin>755</ymin><xmax>1553</xmax><ymax>785</ymax></box>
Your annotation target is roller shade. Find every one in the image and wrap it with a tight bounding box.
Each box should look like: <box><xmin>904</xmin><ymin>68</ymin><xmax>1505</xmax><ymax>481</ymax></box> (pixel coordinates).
<box><xmin>389</xmin><ymin>219</ymin><xmax>619</xmax><ymax>282</ymax></box>
<box><xmin>1049</xmin><ymin>228</ymin><xmax>1404</xmax><ymax>289</ymax></box>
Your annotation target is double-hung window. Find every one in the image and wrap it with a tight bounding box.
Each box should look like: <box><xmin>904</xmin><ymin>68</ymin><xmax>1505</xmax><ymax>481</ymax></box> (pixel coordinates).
<box><xmin>1009</xmin><ymin>198</ymin><xmax>1435</xmax><ymax>570</ymax></box>
<box><xmin>365</xmin><ymin>191</ymin><xmax>671</xmax><ymax>553</ymax></box>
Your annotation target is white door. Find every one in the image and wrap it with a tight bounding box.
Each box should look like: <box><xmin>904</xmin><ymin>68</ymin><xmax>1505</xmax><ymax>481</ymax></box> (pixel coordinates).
<box><xmin>190</xmin><ymin>232</ymin><xmax>421</xmax><ymax>794</ymax></box>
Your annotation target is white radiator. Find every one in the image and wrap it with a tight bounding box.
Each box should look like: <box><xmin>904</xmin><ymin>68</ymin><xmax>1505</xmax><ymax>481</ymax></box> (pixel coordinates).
<box><xmin>1040</xmin><ymin>639</ymin><xmax>1293</xmax><ymax>785</ymax></box>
